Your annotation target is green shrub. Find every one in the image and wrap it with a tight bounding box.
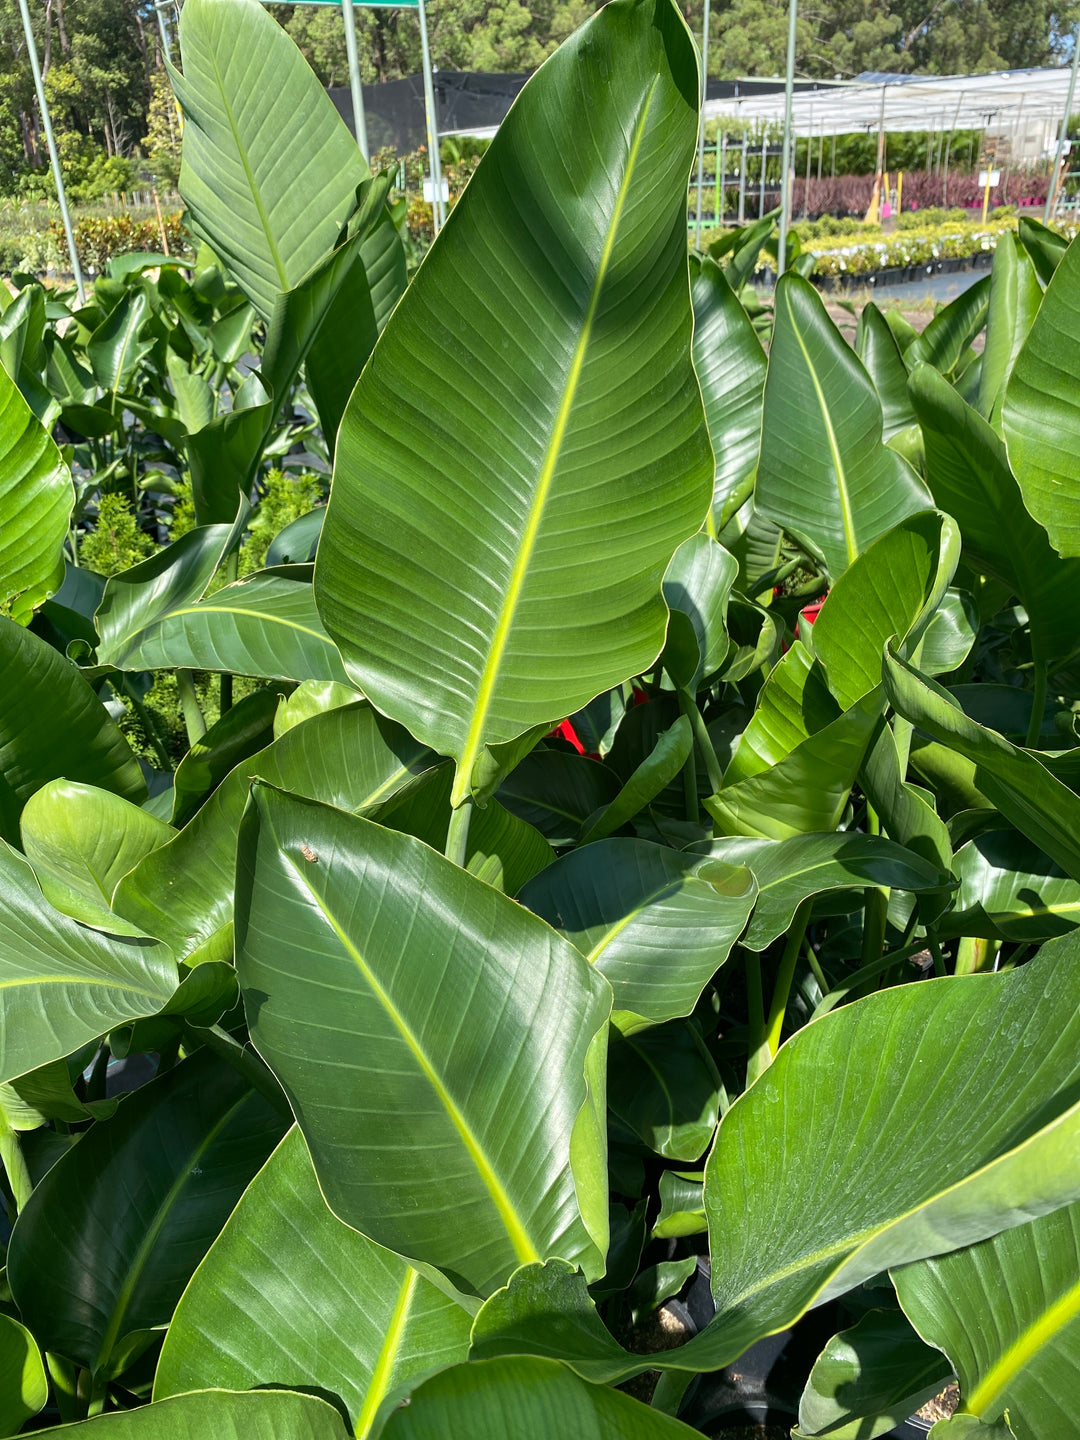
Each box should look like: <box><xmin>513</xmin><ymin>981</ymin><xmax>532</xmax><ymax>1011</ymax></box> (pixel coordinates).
<box><xmin>78</xmin><ymin>494</ymin><xmax>155</xmax><ymax>576</ymax></box>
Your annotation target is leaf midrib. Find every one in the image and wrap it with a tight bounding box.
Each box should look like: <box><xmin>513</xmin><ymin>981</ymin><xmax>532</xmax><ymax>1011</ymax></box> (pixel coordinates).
<box><xmin>966</xmin><ymin>1267</ymin><xmax>1080</xmax><ymax>1415</ymax></box>
<box><xmin>282</xmin><ymin>850</ymin><xmax>541</xmax><ymax>1270</ymax></box>
<box><xmin>788</xmin><ymin>296</ymin><xmax>858</xmax><ymax>569</ymax></box>
<box><xmin>450</xmin><ymin>76</ymin><xmax>662</xmax><ymax>805</ymax></box>
<box><xmin>207</xmin><ymin>41</ymin><xmax>289</xmax><ymax>293</ymax></box>
<box><xmin>353</xmin><ymin>1268</ymin><xmax>418</xmax><ymax>1437</ymax></box>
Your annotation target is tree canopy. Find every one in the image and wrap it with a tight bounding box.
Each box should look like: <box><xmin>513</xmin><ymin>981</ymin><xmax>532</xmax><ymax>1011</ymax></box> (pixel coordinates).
<box><xmin>0</xmin><ymin>0</ymin><xmax>1074</xmax><ymax>202</ymax></box>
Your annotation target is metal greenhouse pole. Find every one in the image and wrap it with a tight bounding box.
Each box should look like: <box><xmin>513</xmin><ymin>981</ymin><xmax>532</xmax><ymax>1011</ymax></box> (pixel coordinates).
<box><xmin>16</xmin><ymin>0</ymin><xmax>85</xmax><ymax>304</ymax></box>
<box><xmin>693</xmin><ymin>0</ymin><xmax>711</xmax><ymax>247</ymax></box>
<box><xmin>341</xmin><ymin>0</ymin><xmax>371</xmax><ymax>162</ymax></box>
<box><xmin>416</xmin><ymin>0</ymin><xmax>446</xmax><ymax>231</ymax></box>
<box><xmin>776</xmin><ymin>0</ymin><xmax>798</xmax><ymax>276</ymax></box>
<box><xmin>1046</xmin><ymin>26</ymin><xmax>1080</xmax><ymax>223</ymax></box>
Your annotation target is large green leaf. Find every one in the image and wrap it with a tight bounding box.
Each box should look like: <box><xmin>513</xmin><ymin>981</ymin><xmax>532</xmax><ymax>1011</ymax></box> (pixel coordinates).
<box><xmin>155</xmin><ymin>1128</ymin><xmax>472</xmax><ymax>1435</ymax></box>
<box><xmin>1003</xmin><ymin>232</ymin><xmax>1080</xmax><ymax>557</ymax></box>
<box><xmin>894</xmin><ymin>1200</ymin><xmax>1080</xmax><ymax>1440</ymax></box>
<box><xmin>0</xmin><ymin>841</ymin><xmax>175</xmax><ymax>1083</ymax></box>
<box><xmin>101</xmin><ymin>567</ymin><xmax>351</xmax><ymax>683</ymax></box>
<box><xmin>937</xmin><ymin>829</ymin><xmax>1080</xmax><ymax>941</ymax></box>
<box><xmin>812</xmin><ymin>510</ymin><xmax>959</xmax><ymax>710</ymax></box>
<box><xmin>0</xmin><ymin>617</ymin><xmax>144</xmax><ymax>843</ymax></box>
<box><xmin>86</xmin><ymin>289</ymin><xmax>154</xmax><ymax>392</ymax></box>
<box><xmin>518</xmin><ymin>838</ymin><xmax>754</xmax><ymax>1031</ymax></box>
<box><xmin>8</xmin><ymin>1049</ymin><xmax>286</xmax><ymax>1375</ymax></box>
<box><xmin>883</xmin><ymin>644</ymin><xmax>1080</xmax><ymax>882</ymax></box>
<box><xmin>20</xmin><ymin>780</ymin><xmax>172</xmax><ymax>910</ymax></box>
<box><xmin>689</xmin><ymin>253</ymin><xmax>766</xmax><ymax>524</ymax></box>
<box><xmin>693</xmin><ymin>831</ymin><xmax>948</xmax><ymax>951</ymax></box>
<box><xmin>115</xmin><ymin>702</ymin><xmax>431</xmax><ymax>961</ymax></box>
<box><xmin>382</xmin><ymin>1356</ymin><xmax>701</xmax><ymax>1440</ymax></box>
<box><xmin>907</xmin><ymin>276</ymin><xmax>991</xmax><ymax>378</ymax></box>
<box><xmin>170</xmin><ymin>685</ymin><xmax>280</xmax><ymax>826</ymax></box>
<box><xmin>375</xmin><ymin>760</ymin><xmax>552</xmax><ymax>894</ymax></box>
<box><xmin>314</xmin><ymin>0</ymin><xmax>711</xmax><ymax>806</ymax></box>
<box><xmin>234</xmin><ymin>783</ymin><xmax>611</xmax><ymax>1298</ymax></box>
<box><xmin>174</xmin><ymin>0</ymin><xmax>367</xmax><ymax>320</ymax></box>
<box><xmin>608</xmin><ymin>1020</ymin><xmax>721</xmax><ymax>1161</ymax></box>
<box><xmin>28</xmin><ymin>1390</ymin><xmax>350</xmax><ymax>1438</ymax></box>
<box><xmin>662</xmin><ymin>533</ymin><xmax>738</xmax><ymax>690</ymax></box>
<box><xmin>706</xmin><ymin>669</ymin><xmax>879</xmax><ymax>840</ymax></box>
<box><xmin>978</xmin><ymin>232</ymin><xmax>1041</xmax><ymax>425</ymax></box>
<box><xmin>1018</xmin><ymin>214</ymin><xmax>1066</xmax><ymax>283</ymax></box>
<box><xmin>93</xmin><ymin>520</ymin><xmax>242</xmax><ymax>666</ymax></box>
<box><xmin>687</xmin><ymin>941</ymin><xmax>1080</xmax><ymax>1372</ymax></box>
<box><xmin>794</xmin><ymin>1308</ymin><xmax>953</xmax><ymax>1439</ymax></box>
<box><xmin>579</xmin><ymin>716</ymin><xmax>692</xmax><ymax>845</ymax></box>
<box><xmin>0</xmin><ymin>1314</ymin><xmax>46</xmax><ymax>1437</ymax></box>
<box><xmin>755</xmin><ymin>274</ymin><xmax>929</xmax><ymax>580</ymax></box>
<box><xmin>908</xmin><ymin>362</ymin><xmax>1080</xmax><ymax>669</ymax></box>
<box><xmin>856</xmin><ymin>302</ymin><xmax>917</xmax><ymax>441</ymax></box>
<box><xmin>0</xmin><ymin>354</ymin><xmax>70</xmax><ymax>615</ymax></box>
<box><xmin>496</xmin><ymin>751</ymin><xmax>622</xmax><ymax>845</ymax></box>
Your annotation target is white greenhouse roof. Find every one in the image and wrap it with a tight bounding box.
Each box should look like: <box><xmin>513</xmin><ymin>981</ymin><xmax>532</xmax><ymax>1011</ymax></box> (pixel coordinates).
<box><xmin>703</xmin><ymin>65</ymin><xmax>1077</xmax><ymax>139</ymax></box>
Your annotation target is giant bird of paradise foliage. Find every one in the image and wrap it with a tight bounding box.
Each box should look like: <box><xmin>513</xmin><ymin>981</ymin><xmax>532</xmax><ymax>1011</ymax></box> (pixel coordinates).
<box><xmin>1</xmin><ymin>0</ymin><xmax>1080</xmax><ymax>1437</ymax></box>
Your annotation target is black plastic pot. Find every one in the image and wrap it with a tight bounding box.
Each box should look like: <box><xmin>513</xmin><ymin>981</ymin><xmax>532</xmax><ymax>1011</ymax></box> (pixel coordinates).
<box><xmin>666</xmin><ymin>1260</ymin><xmax>933</xmax><ymax>1438</ymax></box>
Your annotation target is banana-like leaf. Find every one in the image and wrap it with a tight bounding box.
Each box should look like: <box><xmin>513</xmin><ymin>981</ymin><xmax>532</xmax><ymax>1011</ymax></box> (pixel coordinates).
<box><xmin>497</xmin><ymin>750</ymin><xmax>622</xmax><ymax>846</ymax></box>
<box><xmin>20</xmin><ymin>780</ymin><xmax>172</xmax><ymax>910</ymax></box>
<box><xmin>907</xmin><ymin>275</ymin><xmax>991</xmax><ymax>377</ymax></box>
<box><xmin>894</xmin><ymin>1200</ymin><xmax>1080</xmax><ymax>1440</ymax></box>
<box><xmin>1003</xmin><ymin>233</ymin><xmax>1080</xmax><ymax>557</ymax></box>
<box><xmin>707</xmin><ymin>655</ymin><xmax>879</xmax><ymax>839</ymax></box>
<box><xmin>937</xmin><ymin>829</ymin><xmax>1080</xmax><ymax>941</ymax></box>
<box><xmin>8</xmin><ymin>1049</ymin><xmax>286</xmax><ymax>1375</ymax></box>
<box><xmin>86</xmin><ymin>289</ymin><xmax>153</xmax><ymax>391</ymax></box>
<box><xmin>0</xmin><ymin>840</ymin><xmax>175</xmax><ymax>1084</ymax></box>
<box><xmin>579</xmin><ymin>717</ymin><xmax>693</xmax><ymax>845</ymax></box>
<box><xmin>381</xmin><ymin>1355</ymin><xmax>701</xmax><ymax>1439</ymax></box>
<box><xmin>662</xmin><ymin>533</ymin><xmax>738</xmax><ymax>690</ymax></box>
<box><xmin>930</xmin><ymin>1417</ymin><xmax>1016</xmax><ymax>1438</ymax></box>
<box><xmin>174</xmin><ymin>0</ymin><xmax>367</xmax><ymax>320</ymax></box>
<box><xmin>856</xmin><ymin>302</ymin><xmax>916</xmax><ymax>440</ymax></box>
<box><xmin>0</xmin><ymin>1313</ymin><xmax>47</xmax><ymax>1436</ymax></box>
<box><xmin>170</xmin><ymin>685</ymin><xmax>279</xmax><ymax>826</ymax></box>
<box><xmin>234</xmin><ymin>784</ymin><xmax>612</xmax><ymax>1298</ymax></box>
<box><xmin>102</xmin><ymin>567</ymin><xmax>351</xmax><ymax>683</ymax></box>
<box><xmin>1018</xmin><ymin>214</ymin><xmax>1066</xmax><ymax>283</ymax></box>
<box><xmin>794</xmin><ymin>1309</ymin><xmax>953</xmax><ymax>1440</ymax></box>
<box><xmin>859</xmin><ymin>717</ymin><xmax>953</xmax><ymax>872</ymax></box>
<box><xmin>155</xmin><ymin>1128</ymin><xmax>472</xmax><ymax>1437</ymax></box>
<box><xmin>908</xmin><ymin>362</ymin><xmax>1080</xmax><ymax>669</ymax></box>
<box><xmin>812</xmin><ymin>511</ymin><xmax>960</xmax><ymax>710</ymax></box>
<box><xmin>185</xmin><ymin>381</ymin><xmax>272</xmax><ymax>527</ymax></box>
<box><xmin>94</xmin><ymin>520</ymin><xmax>242</xmax><ymax>666</ymax></box>
<box><xmin>654</xmin><ymin>1170</ymin><xmax>706</xmax><ymax>1238</ymax></box>
<box><xmin>315</xmin><ymin>0</ymin><xmax>711</xmax><ymax>806</ymax></box>
<box><xmin>26</xmin><ymin>1390</ymin><xmax>350</xmax><ymax>1438</ymax></box>
<box><xmin>0</xmin><ymin>354</ymin><xmax>71</xmax><ymax>615</ymax></box>
<box><xmin>689</xmin><ymin>254</ymin><xmax>766</xmax><ymax>524</ymax></box>
<box><xmin>518</xmin><ymin>838</ymin><xmax>754</xmax><ymax>1031</ymax></box>
<box><xmin>978</xmin><ymin>232</ymin><xmax>1041</xmax><ymax>425</ymax></box>
<box><xmin>375</xmin><ymin>760</ymin><xmax>553</xmax><ymax>894</ymax></box>
<box><xmin>609</xmin><ymin>1020</ymin><xmax>721</xmax><ymax>1161</ymax></box>
<box><xmin>920</xmin><ymin>589</ymin><xmax>978</xmax><ymax>677</ymax></box>
<box><xmin>688</xmin><ymin>942</ymin><xmax>1080</xmax><ymax>1372</ymax></box>
<box><xmin>115</xmin><ymin>703</ymin><xmax>431</xmax><ymax>961</ymax></box>
<box><xmin>273</xmin><ymin>678</ymin><xmax>360</xmax><ymax>736</ymax></box>
<box><xmin>0</xmin><ymin>617</ymin><xmax>144</xmax><ymax>844</ymax></box>
<box><xmin>755</xmin><ymin>274</ymin><xmax>929</xmax><ymax>580</ymax></box>
<box><xmin>693</xmin><ymin>831</ymin><xmax>948</xmax><ymax>951</ymax></box>
<box><xmin>883</xmin><ymin>644</ymin><xmax>1080</xmax><ymax>881</ymax></box>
